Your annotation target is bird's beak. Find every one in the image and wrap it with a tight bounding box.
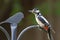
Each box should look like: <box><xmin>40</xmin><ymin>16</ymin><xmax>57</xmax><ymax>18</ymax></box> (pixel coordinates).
<box><xmin>28</xmin><ymin>10</ymin><xmax>33</xmax><ymax>13</ymax></box>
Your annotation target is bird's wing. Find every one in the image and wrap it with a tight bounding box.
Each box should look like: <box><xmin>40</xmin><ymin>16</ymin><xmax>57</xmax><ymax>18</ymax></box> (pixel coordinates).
<box><xmin>38</xmin><ymin>15</ymin><xmax>49</xmax><ymax>26</ymax></box>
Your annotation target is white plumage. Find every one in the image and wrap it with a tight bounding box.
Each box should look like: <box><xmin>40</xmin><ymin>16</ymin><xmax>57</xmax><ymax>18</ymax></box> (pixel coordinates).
<box><xmin>35</xmin><ymin>16</ymin><xmax>45</xmax><ymax>27</ymax></box>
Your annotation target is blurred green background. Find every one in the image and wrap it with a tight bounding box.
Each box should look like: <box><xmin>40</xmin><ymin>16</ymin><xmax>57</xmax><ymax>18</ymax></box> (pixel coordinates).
<box><xmin>0</xmin><ymin>0</ymin><xmax>60</xmax><ymax>40</ymax></box>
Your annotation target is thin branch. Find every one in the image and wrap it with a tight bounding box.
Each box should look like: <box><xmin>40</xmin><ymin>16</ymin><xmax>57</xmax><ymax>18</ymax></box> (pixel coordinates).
<box><xmin>17</xmin><ymin>25</ymin><xmax>39</xmax><ymax>40</ymax></box>
<box><xmin>17</xmin><ymin>25</ymin><xmax>54</xmax><ymax>40</ymax></box>
<box><xmin>0</xmin><ymin>26</ymin><xmax>10</xmax><ymax>40</ymax></box>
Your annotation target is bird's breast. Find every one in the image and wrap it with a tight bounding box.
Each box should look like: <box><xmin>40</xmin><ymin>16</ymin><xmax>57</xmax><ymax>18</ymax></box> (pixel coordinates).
<box><xmin>35</xmin><ymin>17</ymin><xmax>44</xmax><ymax>27</ymax></box>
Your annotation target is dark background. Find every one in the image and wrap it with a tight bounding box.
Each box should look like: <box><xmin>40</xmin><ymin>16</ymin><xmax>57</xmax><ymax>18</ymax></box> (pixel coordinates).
<box><xmin>0</xmin><ymin>0</ymin><xmax>60</xmax><ymax>40</ymax></box>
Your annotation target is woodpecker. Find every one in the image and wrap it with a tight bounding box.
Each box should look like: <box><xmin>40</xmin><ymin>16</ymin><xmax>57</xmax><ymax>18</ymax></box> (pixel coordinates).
<box><xmin>29</xmin><ymin>8</ymin><xmax>54</xmax><ymax>40</ymax></box>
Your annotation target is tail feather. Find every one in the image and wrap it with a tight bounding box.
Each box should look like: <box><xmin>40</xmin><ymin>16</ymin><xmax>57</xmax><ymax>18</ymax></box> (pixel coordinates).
<box><xmin>47</xmin><ymin>28</ymin><xmax>54</xmax><ymax>40</ymax></box>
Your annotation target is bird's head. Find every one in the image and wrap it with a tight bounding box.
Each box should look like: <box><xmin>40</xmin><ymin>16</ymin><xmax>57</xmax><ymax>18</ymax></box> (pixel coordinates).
<box><xmin>29</xmin><ymin>8</ymin><xmax>41</xmax><ymax>15</ymax></box>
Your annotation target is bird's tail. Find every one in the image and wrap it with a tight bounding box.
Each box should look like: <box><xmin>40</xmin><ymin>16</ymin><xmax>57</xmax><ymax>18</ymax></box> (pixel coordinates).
<box><xmin>47</xmin><ymin>28</ymin><xmax>54</xmax><ymax>40</ymax></box>
<box><xmin>49</xmin><ymin>25</ymin><xmax>55</xmax><ymax>34</ymax></box>
<box><xmin>47</xmin><ymin>32</ymin><xmax>54</xmax><ymax>40</ymax></box>
<box><xmin>50</xmin><ymin>28</ymin><xmax>55</xmax><ymax>34</ymax></box>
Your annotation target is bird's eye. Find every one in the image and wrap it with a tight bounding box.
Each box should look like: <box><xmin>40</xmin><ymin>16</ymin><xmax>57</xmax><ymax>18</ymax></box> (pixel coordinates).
<box><xmin>34</xmin><ymin>8</ymin><xmax>38</xmax><ymax>10</ymax></box>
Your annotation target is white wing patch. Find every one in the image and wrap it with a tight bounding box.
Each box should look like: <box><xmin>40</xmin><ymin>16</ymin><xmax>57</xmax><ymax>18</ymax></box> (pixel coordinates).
<box><xmin>35</xmin><ymin>16</ymin><xmax>45</xmax><ymax>27</ymax></box>
<box><xmin>40</xmin><ymin>16</ymin><xmax>49</xmax><ymax>24</ymax></box>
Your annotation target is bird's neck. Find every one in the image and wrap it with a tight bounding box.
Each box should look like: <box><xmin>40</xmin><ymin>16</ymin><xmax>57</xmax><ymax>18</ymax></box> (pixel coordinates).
<box><xmin>38</xmin><ymin>13</ymin><xmax>41</xmax><ymax>15</ymax></box>
<box><xmin>35</xmin><ymin>13</ymin><xmax>41</xmax><ymax>17</ymax></box>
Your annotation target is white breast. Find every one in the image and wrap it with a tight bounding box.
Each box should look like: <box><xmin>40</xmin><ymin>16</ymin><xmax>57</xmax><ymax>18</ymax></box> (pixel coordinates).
<box><xmin>35</xmin><ymin>17</ymin><xmax>44</xmax><ymax>27</ymax></box>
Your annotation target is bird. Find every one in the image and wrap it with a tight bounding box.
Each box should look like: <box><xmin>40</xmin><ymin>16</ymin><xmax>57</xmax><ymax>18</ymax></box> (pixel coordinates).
<box><xmin>29</xmin><ymin>8</ymin><xmax>55</xmax><ymax>40</ymax></box>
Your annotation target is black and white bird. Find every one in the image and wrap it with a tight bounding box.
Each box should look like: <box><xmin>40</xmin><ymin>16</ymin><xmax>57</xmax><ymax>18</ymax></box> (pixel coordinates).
<box><xmin>29</xmin><ymin>8</ymin><xmax>54</xmax><ymax>40</ymax></box>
